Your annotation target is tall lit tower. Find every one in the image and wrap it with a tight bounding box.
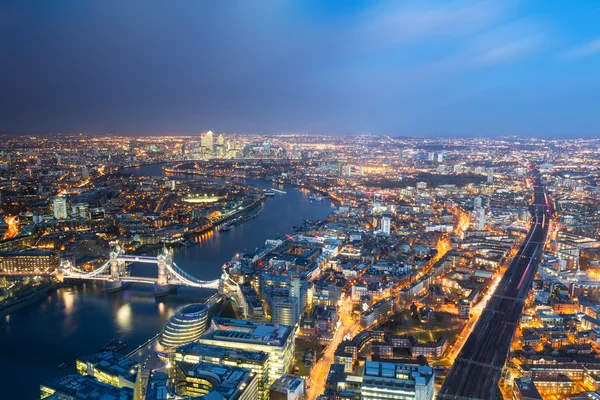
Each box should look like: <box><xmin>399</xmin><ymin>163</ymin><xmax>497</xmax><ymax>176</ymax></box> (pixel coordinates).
<box><xmin>381</xmin><ymin>214</ymin><xmax>391</xmax><ymax>235</ymax></box>
<box><xmin>201</xmin><ymin>130</ymin><xmax>214</xmax><ymax>151</ymax></box>
<box><xmin>487</xmin><ymin>168</ymin><xmax>494</xmax><ymax>184</ymax></box>
<box><xmin>53</xmin><ymin>196</ymin><xmax>68</xmax><ymax>219</ymax></box>
<box><xmin>476</xmin><ymin>207</ymin><xmax>485</xmax><ymax>231</ymax></box>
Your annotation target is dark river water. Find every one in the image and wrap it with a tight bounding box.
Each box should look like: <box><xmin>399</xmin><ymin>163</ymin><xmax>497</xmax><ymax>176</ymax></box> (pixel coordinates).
<box><xmin>0</xmin><ymin>163</ymin><xmax>334</xmax><ymax>399</ymax></box>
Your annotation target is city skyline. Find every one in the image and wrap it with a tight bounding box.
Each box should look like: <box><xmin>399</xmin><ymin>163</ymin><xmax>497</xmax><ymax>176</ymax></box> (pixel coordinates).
<box><xmin>2</xmin><ymin>0</ymin><xmax>600</xmax><ymax>137</ymax></box>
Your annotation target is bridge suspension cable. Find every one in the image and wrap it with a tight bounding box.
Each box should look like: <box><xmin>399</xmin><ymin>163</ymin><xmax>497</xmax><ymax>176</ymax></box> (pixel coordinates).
<box><xmin>168</xmin><ymin>262</ymin><xmax>220</xmax><ymax>288</ymax></box>
<box><xmin>61</xmin><ymin>260</ymin><xmax>111</xmax><ymax>278</ymax></box>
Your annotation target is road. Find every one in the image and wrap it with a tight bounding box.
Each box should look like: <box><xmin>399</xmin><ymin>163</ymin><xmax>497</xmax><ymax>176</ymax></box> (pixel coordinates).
<box><xmin>438</xmin><ymin>167</ymin><xmax>551</xmax><ymax>400</ymax></box>
<box><xmin>305</xmin><ymin>296</ymin><xmax>361</xmax><ymax>400</ymax></box>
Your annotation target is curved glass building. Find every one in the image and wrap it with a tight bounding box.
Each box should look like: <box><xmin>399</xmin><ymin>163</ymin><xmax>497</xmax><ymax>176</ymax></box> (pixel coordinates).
<box><xmin>160</xmin><ymin>303</ymin><xmax>209</xmax><ymax>349</ymax></box>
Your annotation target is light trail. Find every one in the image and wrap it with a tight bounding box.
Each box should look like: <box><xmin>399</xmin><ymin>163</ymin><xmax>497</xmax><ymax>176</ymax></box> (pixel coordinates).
<box><xmin>305</xmin><ymin>297</ymin><xmax>361</xmax><ymax>400</ymax></box>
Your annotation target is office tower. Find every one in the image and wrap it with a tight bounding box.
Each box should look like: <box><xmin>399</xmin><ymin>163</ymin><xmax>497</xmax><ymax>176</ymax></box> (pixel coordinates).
<box><xmin>381</xmin><ymin>215</ymin><xmax>391</xmax><ymax>235</ymax></box>
<box><xmin>201</xmin><ymin>130</ymin><xmax>214</xmax><ymax>151</ymax></box>
<box><xmin>437</xmin><ymin>153</ymin><xmax>444</xmax><ymax>162</ymax></box>
<box><xmin>269</xmin><ymin>374</ymin><xmax>305</xmax><ymax>400</ymax></box>
<box><xmin>487</xmin><ymin>168</ymin><xmax>494</xmax><ymax>184</ymax></box>
<box><xmin>160</xmin><ymin>303</ymin><xmax>209</xmax><ymax>349</ymax></box>
<box><xmin>474</xmin><ymin>196</ymin><xmax>482</xmax><ymax>209</ymax></box>
<box><xmin>53</xmin><ymin>196</ymin><xmax>68</xmax><ymax>219</ymax></box>
<box><xmin>476</xmin><ymin>207</ymin><xmax>485</xmax><ymax>231</ymax></box>
<box><xmin>217</xmin><ymin>134</ymin><xmax>225</xmax><ymax>146</ymax></box>
<box><xmin>270</xmin><ymin>296</ymin><xmax>300</xmax><ymax>326</ymax></box>
<box><xmin>428</xmin><ymin>152</ymin><xmax>435</xmax><ymax>161</ymax></box>
<box><xmin>359</xmin><ymin>165</ymin><xmax>364</xmax><ymax>176</ymax></box>
<box><xmin>199</xmin><ymin>318</ymin><xmax>295</xmax><ymax>383</ymax></box>
<box><xmin>173</xmin><ymin>361</ymin><xmax>259</xmax><ymax>400</ymax></box>
<box><xmin>345</xmin><ymin>165</ymin><xmax>352</xmax><ymax>177</ymax></box>
<box><xmin>360</xmin><ymin>361</ymin><xmax>435</xmax><ymax>400</ymax></box>
<box><xmin>337</xmin><ymin>161</ymin><xmax>344</xmax><ymax>177</ymax></box>
<box><xmin>172</xmin><ymin>343</ymin><xmax>270</xmax><ymax>399</ymax></box>
<box><xmin>76</xmin><ymin>352</ymin><xmax>139</xmax><ymax>389</ymax></box>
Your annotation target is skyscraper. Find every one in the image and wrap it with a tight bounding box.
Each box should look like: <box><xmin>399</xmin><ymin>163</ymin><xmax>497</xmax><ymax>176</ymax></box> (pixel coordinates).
<box><xmin>201</xmin><ymin>130</ymin><xmax>214</xmax><ymax>151</ymax></box>
<box><xmin>381</xmin><ymin>215</ymin><xmax>391</xmax><ymax>235</ymax></box>
<box><xmin>53</xmin><ymin>196</ymin><xmax>68</xmax><ymax>219</ymax></box>
<box><xmin>476</xmin><ymin>207</ymin><xmax>485</xmax><ymax>231</ymax></box>
<box><xmin>487</xmin><ymin>168</ymin><xmax>494</xmax><ymax>184</ymax></box>
<box><xmin>474</xmin><ymin>196</ymin><xmax>482</xmax><ymax>209</ymax></box>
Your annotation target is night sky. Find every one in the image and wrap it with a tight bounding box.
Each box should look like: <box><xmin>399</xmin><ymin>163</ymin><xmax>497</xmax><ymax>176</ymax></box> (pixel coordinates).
<box><xmin>2</xmin><ymin>0</ymin><xmax>600</xmax><ymax>137</ymax></box>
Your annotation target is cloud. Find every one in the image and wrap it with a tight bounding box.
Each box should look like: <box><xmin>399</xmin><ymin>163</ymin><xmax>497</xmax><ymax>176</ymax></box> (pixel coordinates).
<box><xmin>562</xmin><ymin>38</ymin><xmax>600</xmax><ymax>60</ymax></box>
<box><xmin>471</xmin><ymin>31</ymin><xmax>542</xmax><ymax>65</ymax></box>
<box><xmin>355</xmin><ymin>0</ymin><xmax>509</xmax><ymax>47</ymax></box>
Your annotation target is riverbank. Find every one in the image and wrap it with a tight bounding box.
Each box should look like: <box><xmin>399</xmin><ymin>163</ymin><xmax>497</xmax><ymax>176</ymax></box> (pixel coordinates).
<box><xmin>0</xmin><ymin>281</ymin><xmax>61</xmax><ymax>318</ymax></box>
<box><xmin>162</xmin><ymin>162</ymin><xmax>342</xmax><ymax>206</ymax></box>
<box><xmin>132</xmin><ymin>196</ymin><xmax>264</xmax><ymax>255</ymax></box>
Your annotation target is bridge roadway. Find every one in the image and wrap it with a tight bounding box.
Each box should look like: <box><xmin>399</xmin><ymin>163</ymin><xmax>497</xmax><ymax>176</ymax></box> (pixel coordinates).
<box><xmin>438</xmin><ymin>170</ymin><xmax>551</xmax><ymax>400</ymax></box>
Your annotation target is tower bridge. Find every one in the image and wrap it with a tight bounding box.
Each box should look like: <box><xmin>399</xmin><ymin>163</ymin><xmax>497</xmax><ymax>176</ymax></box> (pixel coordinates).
<box><xmin>57</xmin><ymin>244</ymin><xmax>236</xmax><ymax>298</ymax></box>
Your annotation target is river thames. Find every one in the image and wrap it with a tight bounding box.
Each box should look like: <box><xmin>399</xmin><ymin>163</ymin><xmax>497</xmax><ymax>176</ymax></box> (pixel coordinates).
<box><xmin>0</xmin><ymin>163</ymin><xmax>334</xmax><ymax>399</ymax></box>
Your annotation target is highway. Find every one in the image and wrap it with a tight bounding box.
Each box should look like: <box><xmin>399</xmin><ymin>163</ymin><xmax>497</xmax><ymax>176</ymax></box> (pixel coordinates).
<box><xmin>438</xmin><ymin>168</ymin><xmax>551</xmax><ymax>400</ymax></box>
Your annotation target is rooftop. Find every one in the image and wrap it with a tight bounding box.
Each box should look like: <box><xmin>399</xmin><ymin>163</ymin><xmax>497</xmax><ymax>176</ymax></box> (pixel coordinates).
<box><xmin>202</xmin><ymin>318</ymin><xmax>293</xmax><ymax>347</ymax></box>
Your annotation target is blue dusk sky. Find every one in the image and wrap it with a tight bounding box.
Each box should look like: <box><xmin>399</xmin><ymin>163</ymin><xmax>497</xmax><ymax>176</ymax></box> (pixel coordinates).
<box><xmin>1</xmin><ymin>0</ymin><xmax>600</xmax><ymax>137</ymax></box>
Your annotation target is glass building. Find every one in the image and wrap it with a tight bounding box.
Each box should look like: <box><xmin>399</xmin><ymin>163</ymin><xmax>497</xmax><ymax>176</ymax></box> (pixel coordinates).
<box><xmin>160</xmin><ymin>303</ymin><xmax>209</xmax><ymax>349</ymax></box>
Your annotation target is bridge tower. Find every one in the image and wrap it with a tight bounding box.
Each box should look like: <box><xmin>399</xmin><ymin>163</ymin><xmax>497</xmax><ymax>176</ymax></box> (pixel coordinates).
<box><xmin>109</xmin><ymin>243</ymin><xmax>126</xmax><ymax>279</ymax></box>
<box><xmin>155</xmin><ymin>247</ymin><xmax>175</xmax><ymax>297</ymax></box>
<box><xmin>107</xmin><ymin>243</ymin><xmax>126</xmax><ymax>292</ymax></box>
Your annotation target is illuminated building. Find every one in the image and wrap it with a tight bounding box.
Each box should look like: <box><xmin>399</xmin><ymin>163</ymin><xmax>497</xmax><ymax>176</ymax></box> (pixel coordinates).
<box><xmin>53</xmin><ymin>196</ymin><xmax>68</xmax><ymax>219</ymax></box>
<box><xmin>71</xmin><ymin>203</ymin><xmax>90</xmax><ymax>218</ymax></box>
<box><xmin>360</xmin><ymin>361</ymin><xmax>435</xmax><ymax>400</ymax></box>
<box><xmin>76</xmin><ymin>352</ymin><xmax>139</xmax><ymax>389</ymax></box>
<box><xmin>487</xmin><ymin>168</ymin><xmax>494</xmax><ymax>184</ymax></box>
<box><xmin>270</xmin><ymin>296</ymin><xmax>300</xmax><ymax>326</ymax></box>
<box><xmin>199</xmin><ymin>318</ymin><xmax>295</xmax><ymax>382</ymax></box>
<box><xmin>476</xmin><ymin>207</ymin><xmax>485</xmax><ymax>231</ymax></box>
<box><xmin>459</xmin><ymin>299</ymin><xmax>470</xmax><ymax>319</ymax></box>
<box><xmin>159</xmin><ymin>303</ymin><xmax>208</xmax><ymax>349</ymax></box>
<box><xmin>360</xmin><ymin>297</ymin><xmax>393</xmax><ymax>327</ymax></box>
<box><xmin>173</xmin><ymin>361</ymin><xmax>258</xmax><ymax>400</ymax></box>
<box><xmin>89</xmin><ymin>207</ymin><xmax>106</xmax><ymax>220</ymax></box>
<box><xmin>201</xmin><ymin>130</ymin><xmax>214</xmax><ymax>151</ymax></box>
<box><xmin>269</xmin><ymin>374</ymin><xmax>305</xmax><ymax>400</ymax></box>
<box><xmin>172</xmin><ymin>343</ymin><xmax>270</xmax><ymax>399</ymax></box>
<box><xmin>0</xmin><ymin>249</ymin><xmax>57</xmax><ymax>275</ymax></box>
<box><xmin>40</xmin><ymin>375</ymin><xmax>134</xmax><ymax>399</ymax></box>
<box><xmin>513</xmin><ymin>377</ymin><xmax>542</xmax><ymax>400</ymax></box>
<box><xmin>530</xmin><ymin>376</ymin><xmax>574</xmax><ymax>397</ymax></box>
<box><xmin>381</xmin><ymin>214</ymin><xmax>391</xmax><ymax>235</ymax></box>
